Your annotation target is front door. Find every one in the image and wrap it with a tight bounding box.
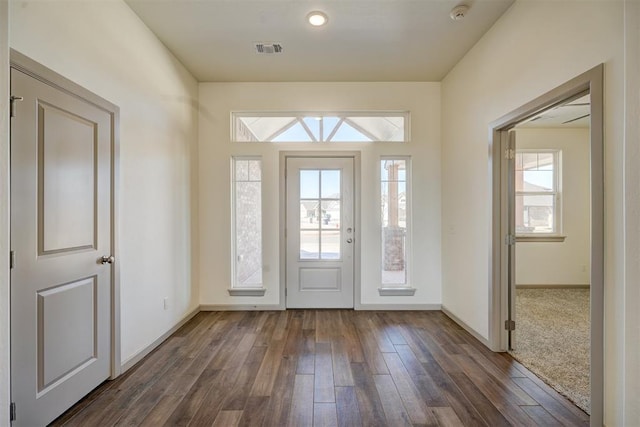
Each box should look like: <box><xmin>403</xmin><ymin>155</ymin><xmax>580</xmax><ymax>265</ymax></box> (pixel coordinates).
<box><xmin>10</xmin><ymin>67</ymin><xmax>114</xmax><ymax>426</ymax></box>
<box><xmin>286</xmin><ymin>157</ymin><xmax>355</xmax><ymax>308</ymax></box>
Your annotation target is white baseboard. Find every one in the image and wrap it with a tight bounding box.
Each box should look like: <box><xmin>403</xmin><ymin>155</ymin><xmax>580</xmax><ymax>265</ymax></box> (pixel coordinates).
<box><xmin>441</xmin><ymin>305</ymin><xmax>492</xmax><ymax>349</ymax></box>
<box><xmin>200</xmin><ymin>304</ymin><xmax>284</xmax><ymax>311</ymax></box>
<box><xmin>120</xmin><ymin>306</ymin><xmax>200</xmax><ymax>373</ymax></box>
<box><xmin>516</xmin><ymin>284</ymin><xmax>590</xmax><ymax>289</ymax></box>
<box><xmin>356</xmin><ymin>303</ymin><xmax>441</xmax><ymax>311</ymax></box>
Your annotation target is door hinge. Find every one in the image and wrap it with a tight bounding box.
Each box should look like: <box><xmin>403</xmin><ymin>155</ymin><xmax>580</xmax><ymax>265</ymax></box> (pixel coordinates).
<box><xmin>10</xmin><ymin>96</ymin><xmax>24</xmax><ymax>118</ymax></box>
<box><xmin>504</xmin><ymin>234</ymin><xmax>516</xmax><ymax>246</ymax></box>
<box><xmin>504</xmin><ymin>320</ymin><xmax>516</xmax><ymax>331</ymax></box>
<box><xmin>9</xmin><ymin>251</ymin><xmax>14</xmax><ymax>269</ymax></box>
<box><xmin>10</xmin><ymin>402</ymin><xmax>16</xmax><ymax>422</ymax></box>
<box><xmin>504</xmin><ymin>148</ymin><xmax>515</xmax><ymax>160</ymax></box>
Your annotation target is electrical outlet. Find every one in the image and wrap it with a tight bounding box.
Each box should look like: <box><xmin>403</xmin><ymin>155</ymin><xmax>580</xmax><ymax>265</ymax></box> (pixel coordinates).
<box><xmin>163</xmin><ymin>297</ymin><xmax>169</xmax><ymax>310</ymax></box>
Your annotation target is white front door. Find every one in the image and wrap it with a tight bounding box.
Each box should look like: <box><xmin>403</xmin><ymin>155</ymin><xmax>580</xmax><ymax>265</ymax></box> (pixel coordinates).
<box><xmin>10</xmin><ymin>68</ymin><xmax>113</xmax><ymax>426</ymax></box>
<box><xmin>286</xmin><ymin>157</ymin><xmax>355</xmax><ymax>308</ymax></box>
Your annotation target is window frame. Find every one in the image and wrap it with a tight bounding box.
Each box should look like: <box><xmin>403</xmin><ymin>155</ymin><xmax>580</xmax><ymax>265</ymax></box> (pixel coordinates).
<box><xmin>229</xmin><ymin>156</ymin><xmax>266</xmax><ymax>296</ymax></box>
<box><xmin>378</xmin><ymin>156</ymin><xmax>415</xmax><ymax>295</ymax></box>
<box><xmin>231</xmin><ymin>111</ymin><xmax>410</xmax><ymax>143</ymax></box>
<box><xmin>515</xmin><ymin>149</ymin><xmax>565</xmax><ymax>242</ymax></box>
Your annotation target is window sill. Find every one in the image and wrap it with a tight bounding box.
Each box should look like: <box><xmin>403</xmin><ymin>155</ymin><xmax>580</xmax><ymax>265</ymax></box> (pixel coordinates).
<box><xmin>378</xmin><ymin>287</ymin><xmax>416</xmax><ymax>296</ymax></box>
<box><xmin>516</xmin><ymin>235</ymin><xmax>566</xmax><ymax>243</ymax></box>
<box><xmin>228</xmin><ymin>287</ymin><xmax>266</xmax><ymax>297</ymax></box>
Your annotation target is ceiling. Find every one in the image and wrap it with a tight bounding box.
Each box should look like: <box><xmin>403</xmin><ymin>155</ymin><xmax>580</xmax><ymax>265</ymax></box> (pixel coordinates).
<box><xmin>518</xmin><ymin>95</ymin><xmax>591</xmax><ymax>129</ymax></box>
<box><xmin>125</xmin><ymin>0</ymin><xmax>514</xmax><ymax>82</ymax></box>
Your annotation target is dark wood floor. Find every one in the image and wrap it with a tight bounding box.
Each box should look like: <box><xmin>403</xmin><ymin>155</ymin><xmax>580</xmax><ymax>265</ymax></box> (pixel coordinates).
<box><xmin>51</xmin><ymin>310</ymin><xmax>589</xmax><ymax>426</ymax></box>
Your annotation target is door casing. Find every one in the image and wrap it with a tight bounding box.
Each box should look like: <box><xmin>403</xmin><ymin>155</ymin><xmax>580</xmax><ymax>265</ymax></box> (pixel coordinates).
<box><xmin>489</xmin><ymin>64</ymin><xmax>604</xmax><ymax>426</ymax></box>
<box><xmin>279</xmin><ymin>151</ymin><xmax>361</xmax><ymax>309</ymax></box>
<box><xmin>9</xmin><ymin>49</ymin><xmax>121</xmax><ymax>382</ymax></box>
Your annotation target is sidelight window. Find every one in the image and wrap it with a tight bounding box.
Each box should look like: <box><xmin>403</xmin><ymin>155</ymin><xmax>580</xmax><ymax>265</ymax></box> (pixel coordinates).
<box><xmin>380</xmin><ymin>158</ymin><xmax>410</xmax><ymax>287</ymax></box>
<box><xmin>232</xmin><ymin>157</ymin><xmax>263</xmax><ymax>288</ymax></box>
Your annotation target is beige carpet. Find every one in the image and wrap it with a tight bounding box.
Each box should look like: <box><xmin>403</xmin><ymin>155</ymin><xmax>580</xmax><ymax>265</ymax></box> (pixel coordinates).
<box><xmin>509</xmin><ymin>288</ymin><xmax>590</xmax><ymax>414</ymax></box>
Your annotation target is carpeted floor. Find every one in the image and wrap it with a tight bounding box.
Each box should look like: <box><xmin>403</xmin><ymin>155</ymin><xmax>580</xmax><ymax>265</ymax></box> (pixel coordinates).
<box><xmin>509</xmin><ymin>288</ymin><xmax>590</xmax><ymax>414</ymax></box>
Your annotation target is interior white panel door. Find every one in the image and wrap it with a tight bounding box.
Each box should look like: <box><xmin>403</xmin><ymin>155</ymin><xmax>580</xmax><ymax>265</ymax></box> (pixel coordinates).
<box><xmin>286</xmin><ymin>157</ymin><xmax>354</xmax><ymax>308</ymax></box>
<box><xmin>10</xmin><ymin>68</ymin><xmax>112</xmax><ymax>426</ymax></box>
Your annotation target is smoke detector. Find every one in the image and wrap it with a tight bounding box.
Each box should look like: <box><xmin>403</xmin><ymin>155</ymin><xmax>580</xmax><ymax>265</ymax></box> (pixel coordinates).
<box><xmin>450</xmin><ymin>5</ymin><xmax>470</xmax><ymax>21</ymax></box>
<box><xmin>254</xmin><ymin>42</ymin><xmax>284</xmax><ymax>54</ymax></box>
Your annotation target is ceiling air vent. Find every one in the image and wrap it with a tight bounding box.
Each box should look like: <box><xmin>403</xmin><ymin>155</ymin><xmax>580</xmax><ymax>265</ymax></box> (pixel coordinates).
<box><xmin>255</xmin><ymin>42</ymin><xmax>284</xmax><ymax>54</ymax></box>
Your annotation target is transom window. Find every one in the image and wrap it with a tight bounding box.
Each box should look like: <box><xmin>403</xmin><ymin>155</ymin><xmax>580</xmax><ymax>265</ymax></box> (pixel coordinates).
<box><xmin>515</xmin><ymin>150</ymin><xmax>561</xmax><ymax>235</ymax></box>
<box><xmin>232</xmin><ymin>112</ymin><xmax>409</xmax><ymax>142</ymax></box>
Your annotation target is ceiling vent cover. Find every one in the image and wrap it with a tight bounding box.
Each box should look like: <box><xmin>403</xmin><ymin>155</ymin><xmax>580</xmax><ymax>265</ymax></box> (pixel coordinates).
<box><xmin>255</xmin><ymin>43</ymin><xmax>284</xmax><ymax>54</ymax></box>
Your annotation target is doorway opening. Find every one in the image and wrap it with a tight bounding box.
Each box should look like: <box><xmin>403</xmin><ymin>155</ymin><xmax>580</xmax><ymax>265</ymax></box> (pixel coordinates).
<box><xmin>282</xmin><ymin>153</ymin><xmax>359</xmax><ymax>309</ymax></box>
<box><xmin>489</xmin><ymin>65</ymin><xmax>603</xmax><ymax>425</ymax></box>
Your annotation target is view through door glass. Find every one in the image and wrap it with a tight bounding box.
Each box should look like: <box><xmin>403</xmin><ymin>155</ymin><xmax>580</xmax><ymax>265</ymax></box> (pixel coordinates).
<box><xmin>299</xmin><ymin>169</ymin><xmax>341</xmax><ymax>260</ymax></box>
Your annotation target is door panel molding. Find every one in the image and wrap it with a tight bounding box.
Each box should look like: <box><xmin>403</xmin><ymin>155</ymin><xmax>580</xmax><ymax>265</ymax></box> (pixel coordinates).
<box><xmin>488</xmin><ymin>64</ymin><xmax>603</xmax><ymax>426</ymax></box>
<box><xmin>279</xmin><ymin>151</ymin><xmax>361</xmax><ymax>309</ymax></box>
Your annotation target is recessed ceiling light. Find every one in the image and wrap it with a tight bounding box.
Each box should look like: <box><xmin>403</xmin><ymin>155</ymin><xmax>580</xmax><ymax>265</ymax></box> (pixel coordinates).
<box><xmin>307</xmin><ymin>11</ymin><xmax>328</xmax><ymax>27</ymax></box>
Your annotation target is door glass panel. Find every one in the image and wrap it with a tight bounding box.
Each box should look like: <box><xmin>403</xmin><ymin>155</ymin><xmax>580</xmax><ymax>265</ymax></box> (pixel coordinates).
<box><xmin>321</xmin><ymin>200</ymin><xmax>340</xmax><ymax>229</ymax></box>
<box><xmin>300</xmin><ymin>201</ymin><xmax>319</xmax><ymax>229</ymax></box>
<box><xmin>321</xmin><ymin>231</ymin><xmax>340</xmax><ymax>260</ymax></box>
<box><xmin>299</xmin><ymin>168</ymin><xmax>343</xmax><ymax>261</ymax></box>
<box><xmin>300</xmin><ymin>230</ymin><xmax>319</xmax><ymax>259</ymax></box>
<box><xmin>300</xmin><ymin>170</ymin><xmax>319</xmax><ymax>199</ymax></box>
<box><xmin>321</xmin><ymin>170</ymin><xmax>340</xmax><ymax>198</ymax></box>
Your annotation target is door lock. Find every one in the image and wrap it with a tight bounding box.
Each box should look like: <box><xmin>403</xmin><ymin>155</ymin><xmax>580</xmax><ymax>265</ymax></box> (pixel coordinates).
<box><xmin>346</xmin><ymin>238</ymin><xmax>353</xmax><ymax>243</ymax></box>
<box><xmin>100</xmin><ymin>255</ymin><xmax>115</xmax><ymax>264</ymax></box>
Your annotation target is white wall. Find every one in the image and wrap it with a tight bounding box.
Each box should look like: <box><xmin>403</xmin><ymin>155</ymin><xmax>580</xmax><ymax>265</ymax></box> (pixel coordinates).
<box><xmin>10</xmin><ymin>0</ymin><xmax>200</xmax><ymax>365</ymax></box>
<box><xmin>0</xmin><ymin>1</ymin><xmax>9</xmax><ymax>423</ymax></box>
<box><xmin>198</xmin><ymin>82</ymin><xmax>441</xmax><ymax>308</ymax></box>
<box><xmin>515</xmin><ymin>128</ymin><xmax>590</xmax><ymax>286</ymax></box>
<box><xmin>441</xmin><ymin>1</ymin><xmax>624</xmax><ymax>424</ymax></box>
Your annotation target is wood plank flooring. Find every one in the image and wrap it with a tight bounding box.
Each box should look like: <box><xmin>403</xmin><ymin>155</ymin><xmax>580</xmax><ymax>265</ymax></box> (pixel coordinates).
<box><xmin>50</xmin><ymin>311</ymin><xmax>590</xmax><ymax>426</ymax></box>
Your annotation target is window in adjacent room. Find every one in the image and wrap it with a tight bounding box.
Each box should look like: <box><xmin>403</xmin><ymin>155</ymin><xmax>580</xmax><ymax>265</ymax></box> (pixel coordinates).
<box><xmin>515</xmin><ymin>150</ymin><xmax>562</xmax><ymax>237</ymax></box>
<box><xmin>230</xmin><ymin>157</ymin><xmax>265</xmax><ymax>295</ymax></box>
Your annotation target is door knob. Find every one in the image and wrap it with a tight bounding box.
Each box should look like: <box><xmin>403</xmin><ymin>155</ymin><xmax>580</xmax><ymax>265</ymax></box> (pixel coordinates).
<box><xmin>100</xmin><ymin>255</ymin><xmax>115</xmax><ymax>264</ymax></box>
<box><xmin>346</xmin><ymin>238</ymin><xmax>353</xmax><ymax>243</ymax></box>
